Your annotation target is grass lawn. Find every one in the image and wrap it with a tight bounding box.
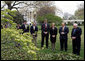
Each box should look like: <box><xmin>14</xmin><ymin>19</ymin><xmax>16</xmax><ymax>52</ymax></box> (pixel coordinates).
<box><xmin>36</xmin><ymin>25</ymin><xmax>84</xmax><ymax>59</ymax></box>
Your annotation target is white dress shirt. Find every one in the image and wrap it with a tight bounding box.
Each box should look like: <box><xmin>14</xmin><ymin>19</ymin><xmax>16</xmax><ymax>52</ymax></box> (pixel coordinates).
<box><xmin>33</xmin><ymin>26</ymin><xmax>35</xmax><ymax>30</ymax></box>
<box><xmin>25</xmin><ymin>24</ymin><xmax>28</xmax><ymax>29</ymax></box>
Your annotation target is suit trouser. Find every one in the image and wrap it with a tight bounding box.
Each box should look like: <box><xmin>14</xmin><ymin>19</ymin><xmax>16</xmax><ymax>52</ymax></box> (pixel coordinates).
<box><xmin>32</xmin><ymin>35</ymin><xmax>37</xmax><ymax>46</ymax></box>
<box><xmin>72</xmin><ymin>39</ymin><xmax>81</xmax><ymax>55</ymax></box>
<box><xmin>41</xmin><ymin>34</ymin><xmax>49</xmax><ymax>48</ymax></box>
<box><xmin>60</xmin><ymin>38</ymin><xmax>67</xmax><ymax>51</ymax></box>
<box><xmin>51</xmin><ymin>43</ymin><xmax>55</xmax><ymax>50</ymax></box>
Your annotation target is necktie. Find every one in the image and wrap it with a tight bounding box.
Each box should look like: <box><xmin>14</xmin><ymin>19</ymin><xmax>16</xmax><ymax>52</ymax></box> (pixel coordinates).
<box><xmin>62</xmin><ymin>27</ymin><xmax>64</xmax><ymax>31</ymax></box>
<box><xmin>45</xmin><ymin>24</ymin><xmax>47</xmax><ymax>28</ymax></box>
<box><xmin>73</xmin><ymin>29</ymin><xmax>76</xmax><ymax>34</ymax></box>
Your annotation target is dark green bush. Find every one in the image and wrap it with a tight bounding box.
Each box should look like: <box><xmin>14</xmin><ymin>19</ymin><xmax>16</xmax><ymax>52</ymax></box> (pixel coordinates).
<box><xmin>36</xmin><ymin>14</ymin><xmax>62</xmax><ymax>25</ymax></box>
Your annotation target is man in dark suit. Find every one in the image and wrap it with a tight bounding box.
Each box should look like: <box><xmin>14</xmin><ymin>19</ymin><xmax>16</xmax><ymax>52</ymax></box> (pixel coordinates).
<box><xmin>41</xmin><ymin>19</ymin><xmax>50</xmax><ymax>48</ymax></box>
<box><xmin>59</xmin><ymin>23</ymin><xmax>69</xmax><ymax>51</ymax></box>
<box><xmin>30</xmin><ymin>22</ymin><xmax>38</xmax><ymax>46</ymax></box>
<box><xmin>71</xmin><ymin>23</ymin><xmax>82</xmax><ymax>55</ymax></box>
<box><xmin>20</xmin><ymin>20</ymin><xmax>29</xmax><ymax>34</ymax></box>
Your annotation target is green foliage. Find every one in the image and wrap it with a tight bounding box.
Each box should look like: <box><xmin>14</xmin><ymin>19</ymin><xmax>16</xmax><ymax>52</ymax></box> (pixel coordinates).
<box><xmin>1</xmin><ymin>28</ymin><xmax>39</xmax><ymax>60</ymax></box>
<box><xmin>37</xmin><ymin>52</ymin><xmax>82</xmax><ymax>60</ymax></box>
<box><xmin>1</xmin><ymin>9</ymin><xmax>24</xmax><ymax>28</ymax></box>
<box><xmin>1</xmin><ymin>9</ymin><xmax>13</xmax><ymax>23</ymax></box>
<box><xmin>36</xmin><ymin>14</ymin><xmax>62</xmax><ymax>25</ymax></box>
<box><xmin>1</xmin><ymin>9</ymin><xmax>17</xmax><ymax>28</ymax></box>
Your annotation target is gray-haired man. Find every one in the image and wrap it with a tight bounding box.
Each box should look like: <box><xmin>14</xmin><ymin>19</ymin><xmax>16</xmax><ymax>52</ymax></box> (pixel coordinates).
<box><xmin>71</xmin><ymin>23</ymin><xmax>82</xmax><ymax>55</ymax></box>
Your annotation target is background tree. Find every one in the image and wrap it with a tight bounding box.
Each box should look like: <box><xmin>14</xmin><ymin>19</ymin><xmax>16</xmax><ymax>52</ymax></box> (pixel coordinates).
<box><xmin>37</xmin><ymin>6</ymin><xmax>56</xmax><ymax>16</ymax></box>
<box><xmin>75</xmin><ymin>2</ymin><xmax>84</xmax><ymax>19</ymax></box>
<box><xmin>1</xmin><ymin>1</ymin><xmax>62</xmax><ymax>24</ymax></box>
<box><xmin>69</xmin><ymin>15</ymin><xmax>77</xmax><ymax>20</ymax></box>
<box><xmin>35</xmin><ymin>1</ymin><xmax>62</xmax><ymax>25</ymax></box>
<box><xmin>1</xmin><ymin>1</ymin><xmax>28</xmax><ymax>24</ymax></box>
<box><xmin>36</xmin><ymin>1</ymin><xmax>61</xmax><ymax>16</ymax></box>
<box><xmin>12</xmin><ymin>10</ymin><xmax>24</xmax><ymax>25</ymax></box>
<box><xmin>63</xmin><ymin>12</ymin><xmax>72</xmax><ymax>20</ymax></box>
<box><xmin>1</xmin><ymin>1</ymin><xmax>57</xmax><ymax>23</ymax></box>
<box><xmin>37</xmin><ymin>14</ymin><xmax>62</xmax><ymax>25</ymax></box>
<box><xmin>18</xmin><ymin>1</ymin><xmax>57</xmax><ymax>22</ymax></box>
<box><xmin>1</xmin><ymin>1</ymin><xmax>33</xmax><ymax>11</ymax></box>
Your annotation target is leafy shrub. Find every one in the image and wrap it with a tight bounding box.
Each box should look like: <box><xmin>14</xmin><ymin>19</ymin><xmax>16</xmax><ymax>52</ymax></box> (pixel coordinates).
<box><xmin>1</xmin><ymin>28</ymin><xmax>39</xmax><ymax>60</ymax></box>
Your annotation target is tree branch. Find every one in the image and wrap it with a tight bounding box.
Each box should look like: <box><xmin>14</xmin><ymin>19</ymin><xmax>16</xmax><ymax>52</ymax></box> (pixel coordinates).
<box><xmin>13</xmin><ymin>1</ymin><xmax>25</xmax><ymax>6</ymax></box>
<box><xmin>12</xmin><ymin>1</ymin><xmax>17</xmax><ymax>7</ymax></box>
<box><xmin>12</xmin><ymin>7</ymin><xmax>20</xmax><ymax>13</ymax></box>
<box><xmin>1</xmin><ymin>4</ymin><xmax>6</xmax><ymax>9</ymax></box>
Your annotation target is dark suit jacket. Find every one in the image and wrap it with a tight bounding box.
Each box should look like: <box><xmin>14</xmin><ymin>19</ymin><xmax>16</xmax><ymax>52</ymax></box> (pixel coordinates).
<box><xmin>30</xmin><ymin>25</ymin><xmax>38</xmax><ymax>36</ymax></box>
<box><xmin>59</xmin><ymin>26</ymin><xmax>69</xmax><ymax>40</ymax></box>
<box><xmin>50</xmin><ymin>27</ymin><xmax>57</xmax><ymax>43</ymax></box>
<box><xmin>41</xmin><ymin>23</ymin><xmax>50</xmax><ymax>35</ymax></box>
<box><xmin>71</xmin><ymin>27</ymin><xmax>82</xmax><ymax>41</ymax></box>
<box><xmin>20</xmin><ymin>24</ymin><xmax>29</xmax><ymax>33</ymax></box>
<box><xmin>16</xmin><ymin>25</ymin><xmax>20</xmax><ymax>30</ymax></box>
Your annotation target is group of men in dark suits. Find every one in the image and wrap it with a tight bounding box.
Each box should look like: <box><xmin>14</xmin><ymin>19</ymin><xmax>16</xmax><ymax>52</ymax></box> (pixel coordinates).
<box><xmin>41</xmin><ymin>19</ymin><xmax>82</xmax><ymax>55</ymax></box>
<box><xmin>18</xmin><ymin>20</ymin><xmax>38</xmax><ymax>46</ymax></box>
<box><xmin>18</xmin><ymin>20</ymin><xmax>82</xmax><ymax>56</ymax></box>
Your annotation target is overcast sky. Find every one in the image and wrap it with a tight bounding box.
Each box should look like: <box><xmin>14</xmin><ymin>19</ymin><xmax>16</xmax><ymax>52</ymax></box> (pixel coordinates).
<box><xmin>55</xmin><ymin>1</ymin><xmax>84</xmax><ymax>15</ymax></box>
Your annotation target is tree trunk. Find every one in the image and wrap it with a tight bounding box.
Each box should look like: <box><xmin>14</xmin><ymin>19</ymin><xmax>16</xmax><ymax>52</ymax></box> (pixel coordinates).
<box><xmin>7</xmin><ymin>3</ymin><xmax>12</xmax><ymax>10</ymax></box>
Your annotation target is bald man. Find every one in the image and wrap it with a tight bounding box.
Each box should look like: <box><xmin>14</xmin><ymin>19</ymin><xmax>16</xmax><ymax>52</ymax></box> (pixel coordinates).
<box><xmin>59</xmin><ymin>23</ymin><xmax>69</xmax><ymax>51</ymax></box>
<box><xmin>71</xmin><ymin>23</ymin><xmax>82</xmax><ymax>55</ymax></box>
